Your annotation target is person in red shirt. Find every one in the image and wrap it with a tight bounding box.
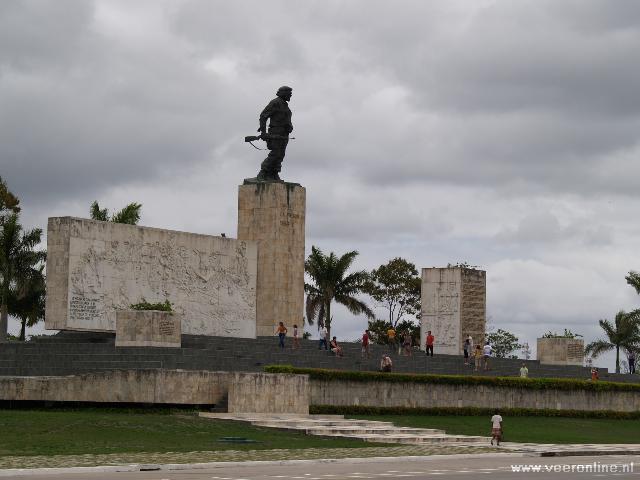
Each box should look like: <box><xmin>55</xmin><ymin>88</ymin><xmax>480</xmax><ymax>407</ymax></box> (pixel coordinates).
<box><xmin>426</xmin><ymin>330</ymin><xmax>434</xmax><ymax>357</ymax></box>
<box><xmin>361</xmin><ymin>330</ymin><xmax>371</xmax><ymax>359</ymax></box>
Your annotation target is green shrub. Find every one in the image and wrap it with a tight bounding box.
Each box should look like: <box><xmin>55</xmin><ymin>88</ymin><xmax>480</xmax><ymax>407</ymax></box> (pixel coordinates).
<box><xmin>129</xmin><ymin>300</ymin><xmax>173</xmax><ymax>312</ymax></box>
<box><xmin>263</xmin><ymin>365</ymin><xmax>640</xmax><ymax>393</ymax></box>
<box><xmin>310</xmin><ymin>404</ymin><xmax>640</xmax><ymax>419</ymax></box>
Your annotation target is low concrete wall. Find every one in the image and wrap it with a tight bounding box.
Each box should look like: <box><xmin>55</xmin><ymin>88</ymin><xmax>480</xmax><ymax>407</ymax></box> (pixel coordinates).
<box><xmin>228</xmin><ymin>372</ymin><xmax>309</xmax><ymax>414</ymax></box>
<box><xmin>310</xmin><ymin>379</ymin><xmax>640</xmax><ymax>412</ymax></box>
<box><xmin>116</xmin><ymin>310</ymin><xmax>181</xmax><ymax>348</ymax></box>
<box><xmin>0</xmin><ymin>371</ymin><xmax>308</xmax><ymax>412</ymax></box>
<box><xmin>0</xmin><ymin>370</ymin><xmax>231</xmax><ymax>405</ymax></box>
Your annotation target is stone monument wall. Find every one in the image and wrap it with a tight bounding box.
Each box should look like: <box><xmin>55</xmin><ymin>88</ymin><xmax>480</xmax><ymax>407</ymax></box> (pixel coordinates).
<box><xmin>45</xmin><ymin>217</ymin><xmax>257</xmax><ymax>337</ymax></box>
<box><xmin>421</xmin><ymin>268</ymin><xmax>460</xmax><ymax>355</ymax></box>
<box><xmin>237</xmin><ymin>183</ymin><xmax>305</xmax><ymax>336</ymax></box>
<box><xmin>537</xmin><ymin>338</ymin><xmax>585</xmax><ymax>366</ymax></box>
<box><xmin>420</xmin><ymin>267</ymin><xmax>486</xmax><ymax>355</ymax></box>
<box><xmin>460</xmin><ymin>269</ymin><xmax>487</xmax><ymax>349</ymax></box>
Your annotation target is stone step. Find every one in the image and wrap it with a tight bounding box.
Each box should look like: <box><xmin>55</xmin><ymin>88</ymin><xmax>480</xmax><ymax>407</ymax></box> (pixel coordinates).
<box><xmin>258</xmin><ymin>425</ymin><xmax>447</xmax><ymax>435</ymax></box>
<box><xmin>330</xmin><ymin>433</ymin><xmax>489</xmax><ymax>444</ymax></box>
<box><xmin>199</xmin><ymin>413</ymin><xmax>487</xmax><ymax>445</ymax></box>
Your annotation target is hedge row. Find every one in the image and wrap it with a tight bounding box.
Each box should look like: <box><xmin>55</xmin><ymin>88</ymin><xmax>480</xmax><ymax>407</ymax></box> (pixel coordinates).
<box><xmin>310</xmin><ymin>404</ymin><xmax>640</xmax><ymax>420</ymax></box>
<box><xmin>264</xmin><ymin>365</ymin><xmax>640</xmax><ymax>393</ymax></box>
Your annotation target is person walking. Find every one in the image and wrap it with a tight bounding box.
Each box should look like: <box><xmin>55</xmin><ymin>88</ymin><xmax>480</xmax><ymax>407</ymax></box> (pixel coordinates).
<box><xmin>425</xmin><ymin>330</ymin><xmax>434</xmax><ymax>357</ymax></box>
<box><xmin>292</xmin><ymin>324</ymin><xmax>300</xmax><ymax>350</ymax></box>
<box><xmin>474</xmin><ymin>345</ymin><xmax>483</xmax><ymax>372</ymax></box>
<box><xmin>463</xmin><ymin>337</ymin><xmax>471</xmax><ymax>366</ymax></box>
<box><xmin>402</xmin><ymin>331</ymin><xmax>413</xmax><ymax>356</ymax></box>
<box><xmin>276</xmin><ymin>322</ymin><xmax>287</xmax><ymax>350</ymax></box>
<box><xmin>387</xmin><ymin>326</ymin><xmax>396</xmax><ymax>353</ymax></box>
<box><xmin>318</xmin><ymin>325</ymin><xmax>328</xmax><ymax>350</ymax></box>
<box><xmin>483</xmin><ymin>342</ymin><xmax>492</xmax><ymax>371</ymax></box>
<box><xmin>519</xmin><ymin>363</ymin><xmax>529</xmax><ymax>378</ymax></box>
<box><xmin>361</xmin><ymin>330</ymin><xmax>371</xmax><ymax>359</ymax></box>
<box><xmin>490</xmin><ymin>410</ymin><xmax>503</xmax><ymax>446</ymax></box>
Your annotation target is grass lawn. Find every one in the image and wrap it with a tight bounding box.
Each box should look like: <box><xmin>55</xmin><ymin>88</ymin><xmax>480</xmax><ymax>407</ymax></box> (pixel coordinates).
<box><xmin>0</xmin><ymin>409</ymin><xmax>375</xmax><ymax>457</ymax></box>
<box><xmin>351</xmin><ymin>415</ymin><xmax>640</xmax><ymax>444</ymax></box>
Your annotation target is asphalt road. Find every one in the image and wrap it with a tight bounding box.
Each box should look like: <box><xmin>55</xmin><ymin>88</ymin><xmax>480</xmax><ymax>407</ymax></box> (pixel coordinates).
<box><xmin>2</xmin><ymin>454</ymin><xmax>638</xmax><ymax>480</ymax></box>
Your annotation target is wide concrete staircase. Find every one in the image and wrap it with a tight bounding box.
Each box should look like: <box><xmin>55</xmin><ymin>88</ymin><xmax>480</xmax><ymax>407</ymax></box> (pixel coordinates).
<box><xmin>0</xmin><ymin>331</ymin><xmax>635</xmax><ymax>383</ymax></box>
<box><xmin>200</xmin><ymin>413</ymin><xmax>489</xmax><ymax>445</ymax></box>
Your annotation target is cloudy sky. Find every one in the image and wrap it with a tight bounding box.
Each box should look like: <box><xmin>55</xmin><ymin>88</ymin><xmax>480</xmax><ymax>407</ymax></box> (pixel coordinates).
<box><xmin>2</xmin><ymin>0</ymin><xmax>639</xmax><ymax>370</ymax></box>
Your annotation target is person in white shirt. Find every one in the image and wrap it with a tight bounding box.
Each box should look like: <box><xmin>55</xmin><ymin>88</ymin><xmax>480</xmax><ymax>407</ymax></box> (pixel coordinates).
<box><xmin>490</xmin><ymin>410</ymin><xmax>503</xmax><ymax>446</ymax></box>
<box><xmin>520</xmin><ymin>364</ymin><xmax>529</xmax><ymax>378</ymax></box>
<box><xmin>318</xmin><ymin>326</ymin><xmax>328</xmax><ymax>350</ymax></box>
<box><xmin>380</xmin><ymin>354</ymin><xmax>393</xmax><ymax>372</ymax></box>
<box><xmin>483</xmin><ymin>342</ymin><xmax>492</xmax><ymax>371</ymax></box>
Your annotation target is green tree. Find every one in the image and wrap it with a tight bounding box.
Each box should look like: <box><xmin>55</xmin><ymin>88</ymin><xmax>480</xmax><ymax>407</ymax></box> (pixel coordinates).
<box><xmin>367</xmin><ymin>319</ymin><xmax>392</xmax><ymax>345</ymax></box>
<box><xmin>363</xmin><ymin>257</ymin><xmax>421</xmax><ymax>328</ymax></box>
<box><xmin>304</xmin><ymin>246</ymin><xmax>374</xmax><ymax>339</ymax></box>
<box><xmin>0</xmin><ymin>214</ymin><xmax>46</xmax><ymax>342</ymax></box>
<box><xmin>90</xmin><ymin>201</ymin><xmax>142</xmax><ymax>225</ymax></box>
<box><xmin>11</xmin><ymin>265</ymin><xmax>45</xmax><ymax>341</ymax></box>
<box><xmin>396</xmin><ymin>318</ymin><xmax>421</xmax><ymax>346</ymax></box>
<box><xmin>626</xmin><ymin>271</ymin><xmax>640</xmax><ymax>296</ymax></box>
<box><xmin>0</xmin><ymin>176</ymin><xmax>20</xmax><ymax>223</ymax></box>
<box><xmin>542</xmin><ymin>328</ymin><xmax>582</xmax><ymax>339</ymax></box>
<box><xmin>585</xmin><ymin>310</ymin><xmax>640</xmax><ymax>373</ymax></box>
<box><xmin>486</xmin><ymin>328</ymin><xmax>522</xmax><ymax>358</ymax></box>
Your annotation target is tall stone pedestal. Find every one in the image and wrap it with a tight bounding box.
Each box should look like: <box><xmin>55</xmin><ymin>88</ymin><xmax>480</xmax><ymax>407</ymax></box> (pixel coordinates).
<box><xmin>238</xmin><ymin>182</ymin><xmax>306</xmax><ymax>336</ymax></box>
<box><xmin>420</xmin><ymin>267</ymin><xmax>486</xmax><ymax>355</ymax></box>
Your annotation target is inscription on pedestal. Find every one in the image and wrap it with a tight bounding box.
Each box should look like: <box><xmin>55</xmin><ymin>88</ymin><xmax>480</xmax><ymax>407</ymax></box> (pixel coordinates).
<box><xmin>69</xmin><ymin>294</ymin><xmax>100</xmax><ymax>323</ymax></box>
<box><xmin>158</xmin><ymin>319</ymin><xmax>176</xmax><ymax>336</ymax></box>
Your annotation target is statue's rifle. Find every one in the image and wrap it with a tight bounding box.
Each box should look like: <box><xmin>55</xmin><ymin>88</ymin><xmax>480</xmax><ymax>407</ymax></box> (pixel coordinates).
<box><xmin>244</xmin><ymin>134</ymin><xmax>295</xmax><ymax>151</ymax></box>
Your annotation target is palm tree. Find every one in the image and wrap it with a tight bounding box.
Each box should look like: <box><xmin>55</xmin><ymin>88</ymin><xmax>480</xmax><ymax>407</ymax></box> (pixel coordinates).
<box><xmin>11</xmin><ymin>265</ymin><xmax>46</xmax><ymax>341</ymax></box>
<box><xmin>0</xmin><ymin>214</ymin><xmax>46</xmax><ymax>342</ymax></box>
<box><xmin>585</xmin><ymin>310</ymin><xmax>640</xmax><ymax>373</ymax></box>
<box><xmin>304</xmin><ymin>246</ymin><xmax>374</xmax><ymax>339</ymax></box>
<box><xmin>627</xmin><ymin>271</ymin><xmax>640</xmax><ymax>296</ymax></box>
<box><xmin>90</xmin><ymin>201</ymin><xmax>142</xmax><ymax>225</ymax></box>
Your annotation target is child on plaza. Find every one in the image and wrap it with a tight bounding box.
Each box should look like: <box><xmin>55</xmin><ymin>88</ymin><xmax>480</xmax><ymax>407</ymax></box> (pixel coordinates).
<box><xmin>292</xmin><ymin>324</ymin><xmax>300</xmax><ymax>349</ymax></box>
<box><xmin>361</xmin><ymin>330</ymin><xmax>371</xmax><ymax>358</ymax></box>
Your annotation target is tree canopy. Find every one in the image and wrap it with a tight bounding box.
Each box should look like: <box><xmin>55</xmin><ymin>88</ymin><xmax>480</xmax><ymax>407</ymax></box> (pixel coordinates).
<box><xmin>0</xmin><ymin>176</ymin><xmax>20</xmax><ymax>222</ymax></box>
<box><xmin>626</xmin><ymin>271</ymin><xmax>640</xmax><ymax>296</ymax></box>
<box><xmin>0</xmin><ymin>214</ymin><xmax>46</xmax><ymax>342</ymax></box>
<box><xmin>486</xmin><ymin>328</ymin><xmax>522</xmax><ymax>358</ymax></box>
<box><xmin>305</xmin><ymin>246</ymin><xmax>374</xmax><ymax>339</ymax></box>
<box><xmin>90</xmin><ymin>201</ymin><xmax>142</xmax><ymax>225</ymax></box>
<box><xmin>363</xmin><ymin>257</ymin><xmax>421</xmax><ymax>328</ymax></box>
<box><xmin>585</xmin><ymin>310</ymin><xmax>640</xmax><ymax>373</ymax></box>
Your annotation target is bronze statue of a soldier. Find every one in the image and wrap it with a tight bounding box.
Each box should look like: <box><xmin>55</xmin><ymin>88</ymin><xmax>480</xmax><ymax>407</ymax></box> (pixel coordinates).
<box><xmin>246</xmin><ymin>86</ymin><xmax>293</xmax><ymax>183</ymax></box>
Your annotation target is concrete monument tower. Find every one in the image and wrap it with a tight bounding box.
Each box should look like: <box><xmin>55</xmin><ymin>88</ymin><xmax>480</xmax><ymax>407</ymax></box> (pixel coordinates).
<box><xmin>237</xmin><ymin>183</ymin><xmax>305</xmax><ymax>336</ymax></box>
<box><xmin>420</xmin><ymin>267</ymin><xmax>486</xmax><ymax>355</ymax></box>
<box><xmin>238</xmin><ymin>85</ymin><xmax>305</xmax><ymax>336</ymax></box>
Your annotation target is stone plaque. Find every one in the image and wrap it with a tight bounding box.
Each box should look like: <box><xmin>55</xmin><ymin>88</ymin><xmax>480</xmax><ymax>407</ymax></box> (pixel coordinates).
<box><xmin>115</xmin><ymin>310</ymin><xmax>182</xmax><ymax>348</ymax></box>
